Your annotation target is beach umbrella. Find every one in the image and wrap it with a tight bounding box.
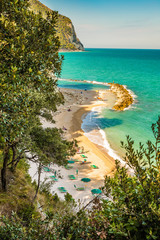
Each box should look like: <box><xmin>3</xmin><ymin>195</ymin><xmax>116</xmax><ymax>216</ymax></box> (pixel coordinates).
<box><xmin>43</xmin><ymin>167</ymin><xmax>51</xmax><ymax>172</ymax></box>
<box><xmin>81</xmin><ymin>178</ymin><xmax>91</xmax><ymax>182</ymax></box>
<box><xmin>91</xmin><ymin>189</ymin><xmax>102</xmax><ymax>194</ymax></box>
<box><xmin>50</xmin><ymin>175</ymin><xmax>56</xmax><ymax>178</ymax></box>
<box><xmin>67</xmin><ymin>160</ymin><xmax>75</xmax><ymax>164</ymax></box>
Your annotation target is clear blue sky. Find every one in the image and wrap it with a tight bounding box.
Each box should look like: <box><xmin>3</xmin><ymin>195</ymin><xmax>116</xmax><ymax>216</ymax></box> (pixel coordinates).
<box><xmin>39</xmin><ymin>0</ymin><xmax>160</xmax><ymax>49</ymax></box>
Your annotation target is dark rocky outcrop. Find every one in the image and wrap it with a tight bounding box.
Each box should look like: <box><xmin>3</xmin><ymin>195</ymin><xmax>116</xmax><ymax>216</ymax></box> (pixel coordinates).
<box><xmin>108</xmin><ymin>83</ymin><xmax>134</xmax><ymax>111</ymax></box>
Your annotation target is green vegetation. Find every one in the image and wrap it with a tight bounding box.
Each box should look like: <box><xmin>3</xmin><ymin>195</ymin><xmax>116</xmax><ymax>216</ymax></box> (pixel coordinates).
<box><xmin>29</xmin><ymin>0</ymin><xmax>84</xmax><ymax>51</ymax></box>
<box><xmin>53</xmin><ymin>117</ymin><xmax>160</xmax><ymax>240</ymax></box>
<box><xmin>29</xmin><ymin>0</ymin><xmax>52</xmax><ymax>14</ymax></box>
<box><xmin>1</xmin><ymin>117</ymin><xmax>160</xmax><ymax>239</ymax></box>
<box><xmin>56</xmin><ymin>15</ymin><xmax>77</xmax><ymax>50</ymax></box>
<box><xmin>1</xmin><ymin>107</ymin><xmax>160</xmax><ymax>240</ymax></box>
<box><xmin>0</xmin><ymin>0</ymin><xmax>76</xmax><ymax>193</ymax></box>
<box><xmin>1</xmin><ymin>1</ymin><xmax>160</xmax><ymax>239</ymax></box>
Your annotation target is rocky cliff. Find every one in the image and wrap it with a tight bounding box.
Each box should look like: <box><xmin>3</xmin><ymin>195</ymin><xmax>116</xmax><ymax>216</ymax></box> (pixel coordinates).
<box><xmin>29</xmin><ymin>0</ymin><xmax>84</xmax><ymax>51</ymax></box>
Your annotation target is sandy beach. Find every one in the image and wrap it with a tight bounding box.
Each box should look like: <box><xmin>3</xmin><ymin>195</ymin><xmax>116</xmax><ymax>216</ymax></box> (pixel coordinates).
<box><xmin>29</xmin><ymin>88</ymin><xmax>117</xmax><ymax>205</ymax></box>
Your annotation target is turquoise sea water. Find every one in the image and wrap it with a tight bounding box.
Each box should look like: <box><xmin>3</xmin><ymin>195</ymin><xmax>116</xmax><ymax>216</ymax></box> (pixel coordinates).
<box><xmin>59</xmin><ymin>48</ymin><xmax>160</xmax><ymax>159</ymax></box>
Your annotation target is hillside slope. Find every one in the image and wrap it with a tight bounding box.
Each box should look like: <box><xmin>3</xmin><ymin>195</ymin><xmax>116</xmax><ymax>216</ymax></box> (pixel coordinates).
<box><xmin>30</xmin><ymin>0</ymin><xmax>84</xmax><ymax>51</ymax></box>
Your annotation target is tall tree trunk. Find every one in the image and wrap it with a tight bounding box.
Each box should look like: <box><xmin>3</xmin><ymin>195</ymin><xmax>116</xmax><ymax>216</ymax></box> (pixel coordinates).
<box><xmin>13</xmin><ymin>158</ymin><xmax>21</xmax><ymax>171</ymax></box>
<box><xmin>11</xmin><ymin>145</ymin><xmax>16</xmax><ymax>172</ymax></box>
<box><xmin>32</xmin><ymin>163</ymin><xmax>42</xmax><ymax>203</ymax></box>
<box><xmin>1</xmin><ymin>146</ymin><xmax>10</xmax><ymax>191</ymax></box>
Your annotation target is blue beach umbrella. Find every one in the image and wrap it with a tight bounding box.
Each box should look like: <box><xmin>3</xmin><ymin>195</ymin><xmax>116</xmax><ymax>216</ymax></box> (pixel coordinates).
<box><xmin>50</xmin><ymin>175</ymin><xmax>56</xmax><ymax>178</ymax></box>
<box><xmin>43</xmin><ymin>167</ymin><xmax>51</xmax><ymax>172</ymax></box>
<box><xmin>50</xmin><ymin>176</ymin><xmax>58</xmax><ymax>181</ymax></box>
<box><xmin>81</xmin><ymin>178</ymin><xmax>91</xmax><ymax>182</ymax></box>
<box><xmin>67</xmin><ymin>160</ymin><xmax>75</xmax><ymax>164</ymax></box>
<box><xmin>91</xmin><ymin>189</ymin><xmax>102</xmax><ymax>194</ymax></box>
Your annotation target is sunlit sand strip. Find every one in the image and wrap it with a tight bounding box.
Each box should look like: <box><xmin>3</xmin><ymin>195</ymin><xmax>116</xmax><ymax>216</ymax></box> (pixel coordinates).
<box><xmin>29</xmin><ymin>88</ymin><xmax>117</xmax><ymax>205</ymax></box>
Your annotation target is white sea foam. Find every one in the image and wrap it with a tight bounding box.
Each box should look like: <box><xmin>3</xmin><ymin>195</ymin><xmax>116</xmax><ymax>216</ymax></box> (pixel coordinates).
<box><xmin>82</xmin><ymin>106</ymin><xmax>126</xmax><ymax>165</ymax></box>
<box><xmin>58</xmin><ymin>78</ymin><xmax>109</xmax><ymax>87</ymax></box>
<box><xmin>122</xmin><ymin>85</ymin><xmax>138</xmax><ymax>111</ymax></box>
<box><xmin>59</xmin><ymin>78</ymin><xmax>137</xmax><ymax>111</ymax></box>
<box><xmin>59</xmin><ymin>77</ymin><xmax>135</xmax><ymax>166</ymax></box>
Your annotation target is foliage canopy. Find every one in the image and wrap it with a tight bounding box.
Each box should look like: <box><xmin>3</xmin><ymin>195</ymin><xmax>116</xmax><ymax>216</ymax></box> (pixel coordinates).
<box><xmin>1</xmin><ymin>117</ymin><xmax>160</xmax><ymax>239</ymax></box>
<box><xmin>0</xmin><ymin>0</ymin><xmax>76</xmax><ymax>192</ymax></box>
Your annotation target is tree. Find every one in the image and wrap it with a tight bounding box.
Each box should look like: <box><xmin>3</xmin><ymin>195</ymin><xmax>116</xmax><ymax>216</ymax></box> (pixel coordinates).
<box><xmin>0</xmin><ymin>0</ymin><xmax>64</xmax><ymax>191</ymax></box>
<box><xmin>101</xmin><ymin>116</ymin><xmax>160</xmax><ymax>239</ymax></box>
<box><xmin>51</xmin><ymin>117</ymin><xmax>160</xmax><ymax>240</ymax></box>
<box><xmin>1</xmin><ymin>118</ymin><xmax>160</xmax><ymax>239</ymax></box>
<box><xmin>29</xmin><ymin>126</ymin><xmax>77</xmax><ymax>202</ymax></box>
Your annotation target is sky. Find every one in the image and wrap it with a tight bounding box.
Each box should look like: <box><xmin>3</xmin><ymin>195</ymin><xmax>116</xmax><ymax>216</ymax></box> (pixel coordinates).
<box><xmin>39</xmin><ymin>0</ymin><xmax>160</xmax><ymax>49</ymax></box>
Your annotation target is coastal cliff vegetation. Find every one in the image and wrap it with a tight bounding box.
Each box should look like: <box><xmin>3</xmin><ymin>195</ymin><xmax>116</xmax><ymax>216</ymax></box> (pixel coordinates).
<box><xmin>109</xmin><ymin>83</ymin><xmax>134</xmax><ymax>111</ymax></box>
<box><xmin>1</xmin><ymin>1</ymin><xmax>160</xmax><ymax>239</ymax></box>
<box><xmin>0</xmin><ymin>0</ymin><xmax>77</xmax><ymax>192</ymax></box>
<box><xmin>29</xmin><ymin>0</ymin><xmax>84</xmax><ymax>51</ymax></box>
<box><xmin>1</xmin><ymin>117</ymin><xmax>160</xmax><ymax>240</ymax></box>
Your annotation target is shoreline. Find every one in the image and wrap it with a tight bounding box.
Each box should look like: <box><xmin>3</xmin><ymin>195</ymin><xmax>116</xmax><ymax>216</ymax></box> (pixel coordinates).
<box><xmin>59</xmin><ymin>49</ymin><xmax>84</xmax><ymax>53</ymax></box>
<box><xmin>32</xmin><ymin>88</ymin><xmax>117</xmax><ymax>203</ymax></box>
<box><xmin>29</xmin><ymin>84</ymin><xmax>136</xmax><ymax>204</ymax></box>
<box><xmin>69</xmin><ymin>92</ymin><xmax>116</xmax><ymax>172</ymax></box>
<box><xmin>29</xmin><ymin>84</ymin><xmax>135</xmax><ymax>203</ymax></box>
<box><xmin>58</xmin><ymin>78</ymin><xmax>135</xmax><ymax>111</ymax></box>
<box><xmin>49</xmin><ymin>87</ymin><xmax>117</xmax><ymax>171</ymax></box>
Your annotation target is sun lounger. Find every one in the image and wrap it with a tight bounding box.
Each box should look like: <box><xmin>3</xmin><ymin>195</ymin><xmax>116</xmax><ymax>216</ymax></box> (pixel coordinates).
<box><xmin>65</xmin><ymin>165</ymin><xmax>73</xmax><ymax>170</ymax></box>
<box><xmin>50</xmin><ymin>175</ymin><xmax>56</xmax><ymax>178</ymax></box>
<box><xmin>58</xmin><ymin>187</ymin><xmax>67</xmax><ymax>193</ymax></box>
<box><xmin>50</xmin><ymin>176</ymin><xmax>58</xmax><ymax>181</ymax></box>
<box><xmin>80</xmin><ymin>161</ymin><xmax>91</xmax><ymax>165</ymax></box>
<box><xmin>68</xmin><ymin>175</ymin><xmax>76</xmax><ymax>180</ymax></box>
<box><xmin>81</xmin><ymin>155</ymin><xmax>88</xmax><ymax>158</ymax></box>
<box><xmin>71</xmin><ymin>158</ymin><xmax>79</xmax><ymax>162</ymax></box>
<box><xmin>76</xmin><ymin>187</ymin><xmax>85</xmax><ymax>191</ymax></box>
<box><xmin>74</xmin><ymin>185</ymin><xmax>85</xmax><ymax>191</ymax></box>
<box><xmin>43</xmin><ymin>167</ymin><xmax>51</xmax><ymax>172</ymax></box>
<box><xmin>91</xmin><ymin>165</ymin><xmax>99</xmax><ymax>169</ymax></box>
<box><xmin>52</xmin><ymin>178</ymin><xmax>58</xmax><ymax>182</ymax></box>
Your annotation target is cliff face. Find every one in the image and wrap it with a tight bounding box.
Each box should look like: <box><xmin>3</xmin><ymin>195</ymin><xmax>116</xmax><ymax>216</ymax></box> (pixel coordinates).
<box><xmin>29</xmin><ymin>0</ymin><xmax>84</xmax><ymax>51</ymax></box>
<box><xmin>70</xmin><ymin>23</ymin><xmax>84</xmax><ymax>50</ymax></box>
<box><xmin>56</xmin><ymin>15</ymin><xmax>84</xmax><ymax>51</ymax></box>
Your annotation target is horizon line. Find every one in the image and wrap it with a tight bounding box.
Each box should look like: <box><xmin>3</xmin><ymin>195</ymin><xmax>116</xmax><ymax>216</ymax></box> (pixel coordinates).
<box><xmin>84</xmin><ymin>47</ymin><xmax>160</xmax><ymax>50</ymax></box>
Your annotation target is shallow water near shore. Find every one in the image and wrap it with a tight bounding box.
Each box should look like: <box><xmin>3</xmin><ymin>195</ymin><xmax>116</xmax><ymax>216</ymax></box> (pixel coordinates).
<box><xmin>59</xmin><ymin>48</ymin><xmax>160</xmax><ymax>159</ymax></box>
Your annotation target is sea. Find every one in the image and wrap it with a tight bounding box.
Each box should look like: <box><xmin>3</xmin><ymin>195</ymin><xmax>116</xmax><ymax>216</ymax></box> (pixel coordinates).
<box><xmin>58</xmin><ymin>48</ymin><xmax>160</xmax><ymax>161</ymax></box>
